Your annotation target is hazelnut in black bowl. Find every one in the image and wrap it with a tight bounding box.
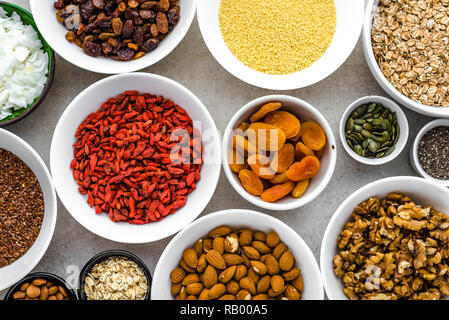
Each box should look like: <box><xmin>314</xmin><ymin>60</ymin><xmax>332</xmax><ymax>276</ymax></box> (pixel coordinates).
<box><xmin>79</xmin><ymin>250</ymin><xmax>152</xmax><ymax>300</ymax></box>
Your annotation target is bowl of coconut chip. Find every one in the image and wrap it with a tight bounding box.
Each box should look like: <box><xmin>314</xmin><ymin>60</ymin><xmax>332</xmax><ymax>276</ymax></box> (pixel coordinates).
<box><xmin>0</xmin><ymin>2</ymin><xmax>55</xmax><ymax>126</ymax></box>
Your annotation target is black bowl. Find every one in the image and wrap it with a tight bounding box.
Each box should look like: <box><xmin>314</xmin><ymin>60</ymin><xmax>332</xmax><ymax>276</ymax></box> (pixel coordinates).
<box><xmin>79</xmin><ymin>250</ymin><xmax>152</xmax><ymax>300</ymax></box>
<box><xmin>4</xmin><ymin>272</ymin><xmax>78</xmax><ymax>300</ymax></box>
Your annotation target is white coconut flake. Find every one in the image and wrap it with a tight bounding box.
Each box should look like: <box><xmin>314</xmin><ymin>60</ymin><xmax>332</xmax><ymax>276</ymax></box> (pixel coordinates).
<box><xmin>0</xmin><ymin>8</ymin><xmax>48</xmax><ymax>120</ymax></box>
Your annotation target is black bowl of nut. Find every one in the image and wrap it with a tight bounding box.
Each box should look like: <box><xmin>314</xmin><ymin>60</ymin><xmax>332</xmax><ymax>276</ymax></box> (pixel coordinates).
<box><xmin>79</xmin><ymin>250</ymin><xmax>152</xmax><ymax>300</ymax></box>
<box><xmin>4</xmin><ymin>272</ymin><xmax>78</xmax><ymax>300</ymax></box>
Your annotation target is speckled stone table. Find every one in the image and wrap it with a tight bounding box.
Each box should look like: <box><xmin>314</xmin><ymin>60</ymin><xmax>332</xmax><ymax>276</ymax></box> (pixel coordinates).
<box><xmin>1</xmin><ymin>0</ymin><xmax>432</xmax><ymax>298</ymax></box>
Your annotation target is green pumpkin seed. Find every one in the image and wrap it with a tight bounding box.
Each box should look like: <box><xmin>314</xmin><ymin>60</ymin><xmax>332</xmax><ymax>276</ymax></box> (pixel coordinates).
<box><xmin>346</xmin><ymin>117</ymin><xmax>354</xmax><ymax>132</ymax></box>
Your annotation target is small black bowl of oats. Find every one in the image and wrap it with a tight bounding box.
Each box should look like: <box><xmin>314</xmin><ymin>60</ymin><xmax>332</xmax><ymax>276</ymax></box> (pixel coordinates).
<box><xmin>79</xmin><ymin>250</ymin><xmax>152</xmax><ymax>300</ymax></box>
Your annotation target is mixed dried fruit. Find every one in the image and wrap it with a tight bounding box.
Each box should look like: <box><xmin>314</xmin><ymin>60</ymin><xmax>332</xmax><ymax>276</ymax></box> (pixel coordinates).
<box><xmin>229</xmin><ymin>101</ymin><xmax>326</xmax><ymax>202</ymax></box>
<box><xmin>334</xmin><ymin>193</ymin><xmax>449</xmax><ymax>300</ymax></box>
<box><xmin>71</xmin><ymin>91</ymin><xmax>202</xmax><ymax>224</ymax></box>
<box><xmin>84</xmin><ymin>256</ymin><xmax>148</xmax><ymax>300</ymax></box>
<box><xmin>53</xmin><ymin>0</ymin><xmax>180</xmax><ymax>60</ymax></box>
<box><xmin>11</xmin><ymin>277</ymin><xmax>71</xmax><ymax>300</ymax></box>
<box><xmin>170</xmin><ymin>226</ymin><xmax>304</xmax><ymax>300</ymax></box>
<box><xmin>0</xmin><ymin>148</ymin><xmax>44</xmax><ymax>268</ymax></box>
<box><xmin>344</xmin><ymin>102</ymin><xmax>399</xmax><ymax>158</ymax></box>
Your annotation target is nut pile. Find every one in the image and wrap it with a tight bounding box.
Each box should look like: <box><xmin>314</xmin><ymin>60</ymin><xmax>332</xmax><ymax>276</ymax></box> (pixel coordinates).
<box><xmin>12</xmin><ymin>278</ymin><xmax>70</xmax><ymax>300</ymax></box>
<box><xmin>170</xmin><ymin>226</ymin><xmax>304</xmax><ymax>300</ymax></box>
<box><xmin>333</xmin><ymin>193</ymin><xmax>449</xmax><ymax>300</ymax></box>
<box><xmin>372</xmin><ymin>0</ymin><xmax>449</xmax><ymax>107</ymax></box>
<box><xmin>84</xmin><ymin>256</ymin><xmax>149</xmax><ymax>300</ymax></box>
<box><xmin>53</xmin><ymin>0</ymin><xmax>180</xmax><ymax>60</ymax></box>
<box><xmin>229</xmin><ymin>101</ymin><xmax>326</xmax><ymax>202</ymax></box>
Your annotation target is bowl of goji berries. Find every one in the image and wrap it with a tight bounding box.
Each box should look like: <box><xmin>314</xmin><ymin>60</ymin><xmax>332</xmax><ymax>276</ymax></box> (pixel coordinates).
<box><xmin>50</xmin><ymin>72</ymin><xmax>221</xmax><ymax>243</ymax></box>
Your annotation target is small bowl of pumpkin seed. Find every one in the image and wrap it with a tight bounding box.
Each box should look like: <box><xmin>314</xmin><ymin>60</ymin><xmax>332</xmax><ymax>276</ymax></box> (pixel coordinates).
<box><xmin>340</xmin><ymin>96</ymin><xmax>409</xmax><ymax>166</ymax></box>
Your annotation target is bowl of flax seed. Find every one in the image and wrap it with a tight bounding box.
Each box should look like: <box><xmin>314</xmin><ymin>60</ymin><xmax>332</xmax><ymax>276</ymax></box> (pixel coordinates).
<box><xmin>197</xmin><ymin>0</ymin><xmax>364</xmax><ymax>90</ymax></box>
<box><xmin>0</xmin><ymin>128</ymin><xmax>57</xmax><ymax>291</ymax></box>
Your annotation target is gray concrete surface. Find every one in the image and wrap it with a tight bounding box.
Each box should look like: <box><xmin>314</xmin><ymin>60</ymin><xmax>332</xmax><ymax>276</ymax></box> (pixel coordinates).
<box><xmin>1</xmin><ymin>0</ymin><xmax>432</xmax><ymax>298</ymax></box>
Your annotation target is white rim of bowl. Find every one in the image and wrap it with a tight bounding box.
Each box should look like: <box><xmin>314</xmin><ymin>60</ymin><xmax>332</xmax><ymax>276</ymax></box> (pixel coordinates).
<box><xmin>412</xmin><ymin>119</ymin><xmax>449</xmax><ymax>187</ymax></box>
<box><xmin>30</xmin><ymin>0</ymin><xmax>197</xmax><ymax>74</ymax></box>
<box><xmin>151</xmin><ymin>209</ymin><xmax>324</xmax><ymax>300</ymax></box>
<box><xmin>0</xmin><ymin>128</ymin><xmax>57</xmax><ymax>290</ymax></box>
<box><xmin>339</xmin><ymin>95</ymin><xmax>409</xmax><ymax>166</ymax></box>
<box><xmin>50</xmin><ymin>72</ymin><xmax>221</xmax><ymax>243</ymax></box>
<box><xmin>222</xmin><ymin>95</ymin><xmax>337</xmax><ymax>211</ymax></box>
<box><xmin>197</xmin><ymin>0</ymin><xmax>365</xmax><ymax>90</ymax></box>
<box><xmin>320</xmin><ymin>175</ymin><xmax>449</xmax><ymax>300</ymax></box>
<box><xmin>363</xmin><ymin>0</ymin><xmax>449</xmax><ymax>117</ymax></box>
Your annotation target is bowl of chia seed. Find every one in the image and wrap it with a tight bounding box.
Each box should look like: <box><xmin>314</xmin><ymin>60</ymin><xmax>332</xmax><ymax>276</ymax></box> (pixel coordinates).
<box><xmin>411</xmin><ymin>119</ymin><xmax>449</xmax><ymax>187</ymax></box>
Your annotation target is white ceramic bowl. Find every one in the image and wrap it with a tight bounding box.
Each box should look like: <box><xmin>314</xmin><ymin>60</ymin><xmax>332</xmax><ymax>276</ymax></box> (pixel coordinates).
<box><xmin>0</xmin><ymin>128</ymin><xmax>57</xmax><ymax>291</ymax></box>
<box><xmin>197</xmin><ymin>0</ymin><xmax>364</xmax><ymax>90</ymax></box>
<box><xmin>363</xmin><ymin>0</ymin><xmax>449</xmax><ymax>118</ymax></box>
<box><xmin>340</xmin><ymin>95</ymin><xmax>409</xmax><ymax>166</ymax></box>
<box><xmin>50</xmin><ymin>73</ymin><xmax>221</xmax><ymax>243</ymax></box>
<box><xmin>30</xmin><ymin>0</ymin><xmax>197</xmax><ymax>74</ymax></box>
<box><xmin>411</xmin><ymin>119</ymin><xmax>449</xmax><ymax>187</ymax></box>
<box><xmin>222</xmin><ymin>95</ymin><xmax>337</xmax><ymax>211</ymax></box>
<box><xmin>151</xmin><ymin>209</ymin><xmax>324</xmax><ymax>300</ymax></box>
<box><xmin>320</xmin><ymin>176</ymin><xmax>449</xmax><ymax>300</ymax></box>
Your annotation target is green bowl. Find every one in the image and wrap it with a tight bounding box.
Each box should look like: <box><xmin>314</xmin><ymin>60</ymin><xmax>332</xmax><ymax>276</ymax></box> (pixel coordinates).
<box><xmin>0</xmin><ymin>1</ymin><xmax>55</xmax><ymax>127</ymax></box>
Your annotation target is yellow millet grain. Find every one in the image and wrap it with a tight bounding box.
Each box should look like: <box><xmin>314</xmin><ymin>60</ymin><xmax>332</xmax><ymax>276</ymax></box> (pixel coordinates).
<box><xmin>219</xmin><ymin>0</ymin><xmax>337</xmax><ymax>75</ymax></box>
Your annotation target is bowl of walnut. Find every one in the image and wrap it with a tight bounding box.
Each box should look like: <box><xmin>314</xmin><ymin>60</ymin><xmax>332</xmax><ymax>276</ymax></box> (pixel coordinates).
<box><xmin>30</xmin><ymin>0</ymin><xmax>197</xmax><ymax>74</ymax></box>
<box><xmin>321</xmin><ymin>176</ymin><xmax>449</xmax><ymax>300</ymax></box>
<box><xmin>363</xmin><ymin>0</ymin><xmax>449</xmax><ymax>118</ymax></box>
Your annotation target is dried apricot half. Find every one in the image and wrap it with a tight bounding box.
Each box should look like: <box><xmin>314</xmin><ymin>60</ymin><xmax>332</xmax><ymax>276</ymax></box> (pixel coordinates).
<box><xmin>264</xmin><ymin>111</ymin><xmax>300</xmax><ymax>139</ymax></box>
<box><xmin>249</xmin><ymin>102</ymin><xmax>282</xmax><ymax>122</ymax></box>
<box><xmin>239</xmin><ymin>169</ymin><xmax>264</xmax><ymax>196</ymax></box>
<box><xmin>271</xmin><ymin>143</ymin><xmax>295</xmax><ymax>173</ymax></box>
<box><xmin>228</xmin><ymin>150</ymin><xmax>247</xmax><ymax>173</ymax></box>
<box><xmin>247</xmin><ymin>122</ymin><xmax>286</xmax><ymax>151</ymax></box>
<box><xmin>287</xmin><ymin>156</ymin><xmax>321</xmax><ymax>181</ymax></box>
<box><xmin>261</xmin><ymin>181</ymin><xmax>295</xmax><ymax>202</ymax></box>
<box><xmin>295</xmin><ymin>142</ymin><xmax>315</xmax><ymax>161</ymax></box>
<box><xmin>248</xmin><ymin>154</ymin><xmax>276</xmax><ymax>180</ymax></box>
<box><xmin>301</xmin><ymin>122</ymin><xmax>326</xmax><ymax>151</ymax></box>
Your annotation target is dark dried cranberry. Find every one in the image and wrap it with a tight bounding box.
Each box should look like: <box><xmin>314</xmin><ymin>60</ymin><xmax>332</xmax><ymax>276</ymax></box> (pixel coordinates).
<box><xmin>117</xmin><ymin>48</ymin><xmax>135</xmax><ymax>60</ymax></box>
<box><xmin>167</xmin><ymin>11</ymin><xmax>179</xmax><ymax>26</ymax></box>
<box><xmin>80</xmin><ymin>0</ymin><xmax>95</xmax><ymax>20</ymax></box>
<box><xmin>82</xmin><ymin>41</ymin><xmax>102</xmax><ymax>57</ymax></box>
<box><xmin>122</xmin><ymin>20</ymin><xmax>134</xmax><ymax>38</ymax></box>
<box><xmin>133</xmin><ymin>27</ymin><xmax>144</xmax><ymax>45</ymax></box>
<box><xmin>54</xmin><ymin>0</ymin><xmax>66</xmax><ymax>10</ymax></box>
<box><xmin>143</xmin><ymin>38</ymin><xmax>159</xmax><ymax>52</ymax></box>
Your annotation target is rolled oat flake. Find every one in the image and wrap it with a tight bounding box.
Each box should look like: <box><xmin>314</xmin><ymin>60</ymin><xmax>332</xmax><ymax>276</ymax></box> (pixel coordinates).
<box><xmin>417</xmin><ymin>126</ymin><xmax>449</xmax><ymax>180</ymax></box>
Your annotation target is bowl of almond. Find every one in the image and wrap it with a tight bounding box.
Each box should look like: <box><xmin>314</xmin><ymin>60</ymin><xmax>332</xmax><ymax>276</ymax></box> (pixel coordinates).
<box><xmin>151</xmin><ymin>209</ymin><xmax>323</xmax><ymax>300</ymax></box>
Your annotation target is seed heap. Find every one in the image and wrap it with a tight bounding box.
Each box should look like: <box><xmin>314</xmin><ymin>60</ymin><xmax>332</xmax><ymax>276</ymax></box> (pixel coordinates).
<box><xmin>0</xmin><ymin>148</ymin><xmax>44</xmax><ymax>268</ymax></box>
<box><xmin>219</xmin><ymin>0</ymin><xmax>336</xmax><ymax>75</ymax></box>
<box><xmin>345</xmin><ymin>102</ymin><xmax>399</xmax><ymax>158</ymax></box>
<box><xmin>418</xmin><ymin>126</ymin><xmax>449</xmax><ymax>180</ymax></box>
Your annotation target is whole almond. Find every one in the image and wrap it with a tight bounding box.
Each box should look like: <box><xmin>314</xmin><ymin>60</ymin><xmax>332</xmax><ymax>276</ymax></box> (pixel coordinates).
<box><xmin>219</xmin><ymin>266</ymin><xmax>236</xmax><ymax>283</ymax></box>
<box><xmin>252</xmin><ymin>241</ymin><xmax>271</xmax><ymax>254</ymax></box>
<box><xmin>206</xmin><ymin>250</ymin><xmax>226</xmax><ymax>270</ymax></box>
<box><xmin>203</xmin><ymin>265</ymin><xmax>218</xmax><ymax>289</ymax></box>
<box><xmin>236</xmin><ymin>289</ymin><xmax>251</xmax><ymax>300</ymax></box>
<box><xmin>271</xmin><ymin>275</ymin><xmax>285</xmax><ymax>292</ymax></box>
<box><xmin>48</xmin><ymin>286</ymin><xmax>58</xmax><ymax>295</ymax></box>
<box><xmin>234</xmin><ymin>265</ymin><xmax>247</xmax><ymax>281</ymax></box>
<box><xmin>179</xmin><ymin>286</ymin><xmax>187</xmax><ymax>300</ymax></box>
<box><xmin>292</xmin><ymin>274</ymin><xmax>304</xmax><ymax>292</ymax></box>
<box><xmin>171</xmin><ymin>283</ymin><xmax>182</xmax><ymax>296</ymax></box>
<box><xmin>253</xmin><ymin>293</ymin><xmax>269</xmax><ymax>300</ymax></box>
<box><xmin>279</xmin><ymin>250</ymin><xmax>294</xmax><ymax>271</ymax></box>
<box><xmin>203</xmin><ymin>239</ymin><xmax>213</xmax><ymax>252</ymax></box>
<box><xmin>284</xmin><ymin>284</ymin><xmax>301</xmax><ymax>300</ymax></box>
<box><xmin>273</xmin><ymin>242</ymin><xmax>288</xmax><ymax>259</ymax></box>
<box><xmin>208</xmin><ymin>283</ymin><xmax>226</xmax><ymax>299</ymax></box>
<box><xmin>213</xmin><ymin>237</ymin><xmax>225</xmax><ymax>255</ymax></box>
<box><xmin>170</xmin><ymin>267</ymin><xmax>186</xmax><ymax>284</ymax></box>
<box><xmin>20</xmin><ymin>282</ymin><xmax>30</xmax><ymax>292</ymax></box>
<box><xmin>251</xmin><ymin>260</ymin><xmax>268</xmax><ymax>275</ymax></box>
<box><xmin>266</xmin><ymin>231</ymin><xmax>280</xmax><ymax>248</ymax></box>
<box><xmin>226</xmin><ymin>280</ymin><xmax>240</xmax><ymax>295</ymax></box>
<box><xmin>265</xmin><ymin>254</ymin><xmax>280</xmax><ymax>275</ymax></box>
<box><xmin>283</xmin><ymin>268</ymin><xmax>301</xmax><ymax>281</ymax></box>
<box><xmin>186</xmin><ymin>283</ymin><xmax>204</xmax><ymax>295</ymax></box>
<box><xmin>187</xmin><ymin>295</ymin><xmax>197</xmax><ymax>300</ymax></box>
<box><xmin>243</xmin><ymin>246</ymin><xmax>260</xmax><ymax>260</ymax></box>
<box><xmin>253</xmin><ymin>231</ymin><xmax>266</xmax><ymax>242</ymax></box>
<box><xmin>58</xmin><ymin>285</ymin><xmax>68</xmax><ymax>297</ymax></box>
<box><xmin>32</xmin><ymin>278</ymin><xmax>47</xmax><ymax>287</ymax></box>
<box><xmin>247</xmin><ymin>268</ymin><xmax>260</xmax><ymax>285</ymax></box>
<box><xmin>179</xmin><ymin>258</ymin><xmax>196</xmax><ymax>273</ymax></box>
<box><xmin>26</xmin><ymin>284</ymin><xmax>41</xmax><ymax>298</ymax></box>
<box><xmin>183</xmin><ymin>248</ymin><xmax>198</xmax><ymax>269</ymax></box>
<box><xmin>257</xmin><ymin>275</ymin><xmax>271</xmax><ymax>293</ymax></box>
<box><xmin>239</xmin><ymin>230</ymin><xmax>253</xmax><ymax>246</ymax></box>
<box><xmin>208</xmin><ymin>226</ymin><xmax>232</xmax><ymax>238</ymax></box>
<box><xmin>197</xmin><ymin>254</ymin><xmax>207</xmax><ymax>273</ymax></box>
<box><xmin>239</xmin><ymin>277</ymin><xmax>256</xmax><ymax>295</ymax></box>
<box><xmin>40</xmin><ymin>286</ymin><xmax>49</xmax><ymax>300</ymax></box>
<box><xmin>223</xmin><ymin>253</ymin><xmax>244</xmax><ymax>266</ymax></box>
<box><xmin>13</xmin><ymin>291</ymin><xmax>26</xmax><ymax>299</ymax></box>
<box><xmin>268</xmin><ymin>286</ymin><xmax>285</xmax><ymax>297</ymax></box>
<box><xmin>198</xmin><ymin>288</ymin><xmax>210</xmax><ymax>300</ymax></box>
<box><xmin>241</xmin><ymin>252</ymin><xmax>251</xmax><ymax>268</ymax></box>
<box><xmin>56</xmin><ymin>292</ymin><xmax>64</xmax><ymax>300</ymax></box>
<box><xmin>193</xmin><ymin>239</ymin><xmax>203</xmax><ymax>256</ymax></box>
<box><xmin>219</xmin><ymin>294</ymin><xmax>236</xmax><ymax>300</ymax></box>
<box><xmin>224</xmin><ymin>234</ymin><xmax>239</xmax><ymax>253</ymax></box>
<box><xmin>182</xmin><ymin>273</ymin><xmax>200</xmax><ymax>286</ymax></box>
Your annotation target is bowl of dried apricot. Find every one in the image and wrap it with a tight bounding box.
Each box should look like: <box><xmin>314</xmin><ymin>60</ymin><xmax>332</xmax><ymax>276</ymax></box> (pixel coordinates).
<box><xmin>222</xmin><ymin>95</ymin><xmax>337</xmax><ymax>211</ymax></box>
<box><xmin>151</xmin><ymin>209</ymin><xmax>324</xmax><ymax>300</ymax></box>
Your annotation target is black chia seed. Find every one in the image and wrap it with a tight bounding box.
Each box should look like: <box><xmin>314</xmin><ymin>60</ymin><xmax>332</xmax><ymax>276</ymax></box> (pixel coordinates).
<box><xmin>417</xmin><ymin>126</ymin><xmax>449</xmax><ymax>180</ymax></box>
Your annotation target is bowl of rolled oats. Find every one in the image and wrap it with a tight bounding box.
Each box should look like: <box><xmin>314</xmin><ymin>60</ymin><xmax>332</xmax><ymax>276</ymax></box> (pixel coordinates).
<box><xmin>363</xmin><ymin>0</ymin><xmax>449</xmax><ymax>117</ymax></box>
<box><xmin>320</xmin><ymin>176</ymin><xmax>449</xmax><ymax>300</ymax></box>
<box><xmin>79</xmin><ymin>250</ymin><xmax>151</xmax><ymax>300</ymax></box>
